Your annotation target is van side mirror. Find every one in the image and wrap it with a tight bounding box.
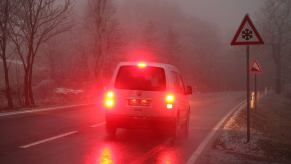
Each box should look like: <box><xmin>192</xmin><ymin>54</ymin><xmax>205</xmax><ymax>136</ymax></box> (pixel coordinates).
<box><xmin>185</xmin><ymin>86</ymin><xmax>192</xmax><ymax>95</ymax></box>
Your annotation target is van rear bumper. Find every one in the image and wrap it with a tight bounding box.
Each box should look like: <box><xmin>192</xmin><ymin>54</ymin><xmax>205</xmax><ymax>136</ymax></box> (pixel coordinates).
<box><xmin>106</xmin><ymin>113</ymin><xmax>176</xmax><ymax>129</ymax></box>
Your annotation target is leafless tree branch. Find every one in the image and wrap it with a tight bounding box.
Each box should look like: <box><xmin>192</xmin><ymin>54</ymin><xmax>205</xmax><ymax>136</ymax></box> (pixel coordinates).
<box><xmin>9</xmin><ymin>0</ymin><xmax>73</xmax><ymax>106</ymax></box>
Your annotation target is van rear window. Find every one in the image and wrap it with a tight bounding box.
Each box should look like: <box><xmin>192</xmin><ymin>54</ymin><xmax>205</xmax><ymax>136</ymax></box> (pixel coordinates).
<box><xmin>115</xmin><ymin>66</ymin><xmax>166</xmax><ymax>91</ymax></box>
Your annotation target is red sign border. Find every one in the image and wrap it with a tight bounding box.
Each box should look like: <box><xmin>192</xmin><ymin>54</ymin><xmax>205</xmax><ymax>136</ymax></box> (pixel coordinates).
<box><xmin>231</xmin><ymin>14</ymin><xmax>264</xmax><ymax>45</ymax></box>
<box><xmin>250</xmin><ymin>59</ymin><xmax>263</xmax><ymax>74</ymax></box>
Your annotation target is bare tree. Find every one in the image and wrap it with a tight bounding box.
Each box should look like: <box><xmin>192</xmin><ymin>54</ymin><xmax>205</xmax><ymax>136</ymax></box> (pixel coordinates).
<box><xmin>86</xmin><ymin>0</ymin><xmax>122</xmax><ymax>85</ymax></box>
<box><xmin>44</xmin><ymin>41</ymin><xmax>59</xmax><ymax>82</ymax></box>
<box><xmin>0</xmin><ymin>0</ymin><xmax>14</xmax><ymax>108</ymax></box>
<box><xmin>260</xmin><ymin>0</ymin><xmax>291</xmax><ymax>93</ymax></box>
<box><xmin>10</xmin><ymin>0</ymin><xmax>72</xmax><ymax>106</ymax></box>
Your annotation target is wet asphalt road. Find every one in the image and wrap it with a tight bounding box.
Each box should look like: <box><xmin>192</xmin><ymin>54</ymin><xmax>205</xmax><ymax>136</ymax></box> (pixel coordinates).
<box><xmin>0</xmin><ymin>92</ymin><xmax>244</xmax><ymax>164</ymax></box>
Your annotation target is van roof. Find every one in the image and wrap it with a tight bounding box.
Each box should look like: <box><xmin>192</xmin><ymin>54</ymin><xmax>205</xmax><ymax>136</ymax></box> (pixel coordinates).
<box><xmin>117</xmin><ymin>62</ymin><xmax>180</xmax><ymax>73</ymax></box>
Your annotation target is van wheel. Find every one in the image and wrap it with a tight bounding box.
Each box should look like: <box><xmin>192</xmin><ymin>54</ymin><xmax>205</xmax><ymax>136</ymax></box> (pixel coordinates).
<box><xmin>106</xmin><ymin>123</ymin><xmax>117</xmax><ymax>137</ymax></box>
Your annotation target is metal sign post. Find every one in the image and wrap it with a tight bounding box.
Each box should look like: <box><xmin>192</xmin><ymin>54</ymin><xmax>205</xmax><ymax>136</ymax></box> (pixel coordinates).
<box><xmin>254</xmin><ymin>74</ymin><xmax>257</xmax><ymax>110</ymax></box>
<box><xmin>231</xmin><ymin>14</ymin><xmax>264</xmax><ymax>143</ymax></box>
<box><xmin>250</xmin><ymin>60</ymin><xmax>263</xmax><ymax>111</ymax></box>
<box><xmin>246</xmin><ymin>46</ymin><xmax>250</xmax><ymax>142</ymax></box>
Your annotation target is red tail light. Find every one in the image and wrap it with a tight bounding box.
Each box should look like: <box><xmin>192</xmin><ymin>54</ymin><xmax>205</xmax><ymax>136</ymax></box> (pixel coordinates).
<box><xmin>104</xmin><ymin>91</ymin><xmax>115</xmax><ymax>109</ymax></box>
<box><xmin>137</xmin><ymin>62</ymin><xmax>147</xmax><ymax>68</ymax></box>
<box><xmin>165</xmin><ymin>93</ymin><xmax>175</xmax><ymax>109</ymax></box>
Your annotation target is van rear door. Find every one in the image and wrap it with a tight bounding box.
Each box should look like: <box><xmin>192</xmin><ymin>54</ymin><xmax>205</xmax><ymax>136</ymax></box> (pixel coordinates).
<box><xmin>113</xmin><ymin>65</ymin><xmax>170</xmax><ymax>117</ymax></box>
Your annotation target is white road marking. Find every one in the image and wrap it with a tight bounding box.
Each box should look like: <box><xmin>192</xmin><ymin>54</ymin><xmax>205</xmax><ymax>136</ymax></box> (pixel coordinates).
<box><xmin>19</xmin><ymin>131</ymin><xmax>78</xmax><ymax>149</ymax></box>
<box><xmin>90</xmin><ymin>122</ymin><xmax>105</xmax><ymax>128</ymax></box>
<box><xmin>0</xmin><ymin>103</ymin><xmax>94</xmax><ymax>117</ymax></box>
<box><xmin>186</xmin><ymin>100</ymin><xmax>246</xmax><ymax>164</ymax></box>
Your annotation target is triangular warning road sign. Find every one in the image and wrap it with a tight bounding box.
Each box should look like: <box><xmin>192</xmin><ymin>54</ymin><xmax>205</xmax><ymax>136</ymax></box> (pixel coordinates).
<box><xmin>231</xmin><ymin>14</ymin><xmax>264</xmax><ymax>45</ymax></box>
<box><xmin>250</xmin><ymin>60</ymin><xmax>263</xmax><ymax>73</ymax></box>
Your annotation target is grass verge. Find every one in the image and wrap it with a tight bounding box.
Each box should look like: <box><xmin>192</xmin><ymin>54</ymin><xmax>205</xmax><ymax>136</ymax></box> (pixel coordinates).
<box><xmin>197</xmin><ymin>92</ymin><xmax>291</xmax><ymax>164</ymax></box>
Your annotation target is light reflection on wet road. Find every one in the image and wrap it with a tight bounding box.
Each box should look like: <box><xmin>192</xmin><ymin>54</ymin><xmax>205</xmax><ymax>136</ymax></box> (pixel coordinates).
<box><xmin>0</xmin><ymin>92</ymin><xmax>243</xmax><ymax>164</ymax></box>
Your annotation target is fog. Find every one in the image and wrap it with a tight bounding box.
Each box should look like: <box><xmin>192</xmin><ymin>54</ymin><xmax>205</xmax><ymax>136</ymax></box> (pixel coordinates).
<box><xmin>77</xmin><ymin>0</ymin><xmax>266</xmax><ymax>42</ymax></box>
<box><xmin>1</xmin><ymin>0</ymin><xmax>290</xmax><ymax>108</ymax></box>
<box><xmin>181</xmin><ymin>0</ymin><xmax>265</xmax><ymax>31</ymax></box>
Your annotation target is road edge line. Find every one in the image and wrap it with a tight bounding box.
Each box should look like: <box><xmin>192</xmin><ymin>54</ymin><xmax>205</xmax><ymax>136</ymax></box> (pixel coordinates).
<box><xmin>186</xmin><ymin>100</ymin><xmax>246</xmax><ymax>164</ymax></box>
<box><xmin>19</xmin><ymin>131</ymin><xmax>78</xmax><ymax>149</ymax></box>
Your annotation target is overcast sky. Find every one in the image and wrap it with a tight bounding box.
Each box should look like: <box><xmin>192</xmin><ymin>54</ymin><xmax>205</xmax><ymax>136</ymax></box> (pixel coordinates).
<box><xmin>179</xmin><ymin>0</ymin><xmax>266</xmax><ymax>38</ymax></box>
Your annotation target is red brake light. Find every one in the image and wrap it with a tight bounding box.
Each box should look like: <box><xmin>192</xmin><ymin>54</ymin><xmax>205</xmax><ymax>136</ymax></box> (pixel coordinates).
<box><xmin>104</xmin><ymin>91</ymin><xmax>115</xmax><ymax>109</ymax></box>
<box><xmin>165</xmin><ymin>94</ymin><xmax>175</xmax><ymax>103</ymax></box>
<box><xmin>137</xmin><ymin>62</ymin><xmax>147</xmax><ymax>68</ymax></box>
<box><xmin>105</xmin><ymin>99</ymin><xmax>114</xmax><ymax>108</ymax></box>
<box><xmin>165</xmin><ymin>93</ymin><xmax>175</xmax><ymax>109</ymax></box>
<box><xmin>106</xmin><ymin>91</ymin><xmax>114</xmax><ymax>99</ymax></box>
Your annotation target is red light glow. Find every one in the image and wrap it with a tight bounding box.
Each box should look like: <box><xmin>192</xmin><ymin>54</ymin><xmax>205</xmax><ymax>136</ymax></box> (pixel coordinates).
<box><xmin>165</xmin><ymin>93</ymin><xmax>175</xmax><ymax>109</ymax></box>
<box><xmin>137</xmin><ymin>62</ymin><xmax>147</xmax><ymax>68</ymax></box>
<box><xmin>165</xmin><ymin>94</ymin><xmax>175</xmax><ymax>103</ymax></box>
<box><xmin>157</xmin><ymin>149</ymin><xmax>178</xmax><ymax>164</ymax></box>
<box><xmin>106</xmin><ymin>91</ymin><xmax>114</xmax><ymax>99</ymax></box>
<box><xmin>105</xmin><ymin>99</ymin><xmax>114</xmax><ymax>108</ymax></box>
<box><xmin>85</xmin><ymin>143</ymin><xmax>119</xmax><ymax>164</ymax></box>
<box><xmin>99</xmin><ymin>147</ymin><xmax>113</xmax><ymax>164</ymax></box>
<box><xmin>125</xmin><ymin>48</ymin><xmax>156</xmax><ymax>62</ymax></box>
<box><xmin>104</xmin><ymin>91</ymin><xmax>115</xmax><ymax>109</ymax></box>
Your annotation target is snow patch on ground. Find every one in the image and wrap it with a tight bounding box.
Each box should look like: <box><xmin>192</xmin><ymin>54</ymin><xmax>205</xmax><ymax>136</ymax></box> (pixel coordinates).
<box><xmin>218</xmin><ymin>110</ymin><xmax>265</xmax><ymax>158</ymax></box>
<box><xmin>55</xmin><ymin>87</ymin><xmax>84</xmax><ymax>95</ymax></box>
<box><xmin>197</xmin><ymin>93</ymin><xmax>291</xmax><ymax>164</ymax></box>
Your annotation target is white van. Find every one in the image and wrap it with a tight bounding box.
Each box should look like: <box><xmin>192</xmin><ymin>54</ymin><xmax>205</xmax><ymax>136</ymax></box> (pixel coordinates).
<box><xmin>103</xmin><ymin>62</ymin><xmax>192</xmax><ymax>137</ymax></box>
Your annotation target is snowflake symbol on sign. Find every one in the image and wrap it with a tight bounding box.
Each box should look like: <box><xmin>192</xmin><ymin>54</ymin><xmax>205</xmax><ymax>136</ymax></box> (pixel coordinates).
<box><xmin>242</xmin><ymin>28</ymin><xmax>253</xmax><ymax>40</ymax></box>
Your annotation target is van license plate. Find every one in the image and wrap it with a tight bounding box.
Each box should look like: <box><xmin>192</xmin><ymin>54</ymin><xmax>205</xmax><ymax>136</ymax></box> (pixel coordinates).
<box><xmin>128</xmin><ymin>99</ymin><xmax>151</xmax><ymax>106</ymax></box>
